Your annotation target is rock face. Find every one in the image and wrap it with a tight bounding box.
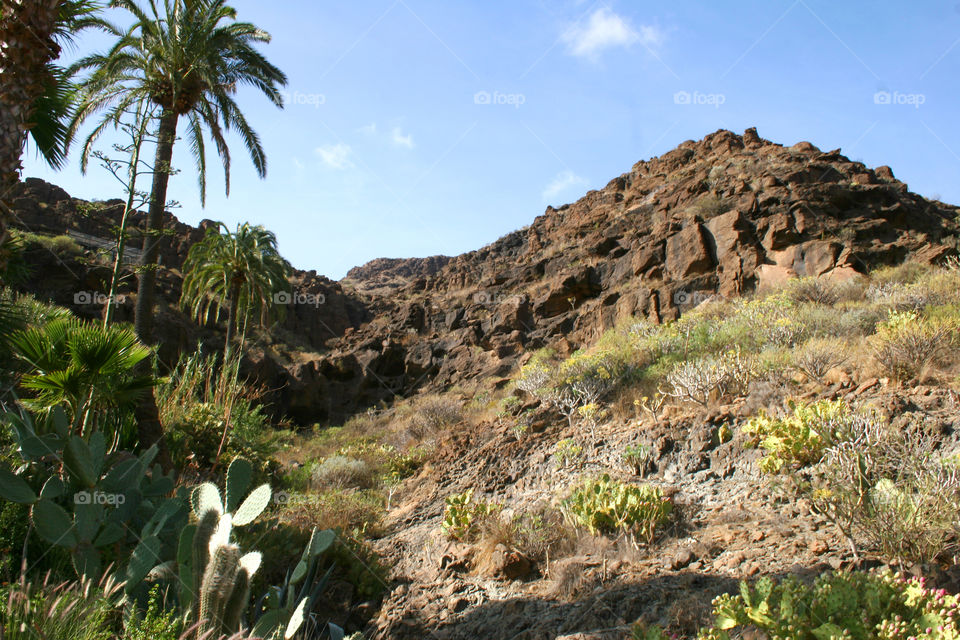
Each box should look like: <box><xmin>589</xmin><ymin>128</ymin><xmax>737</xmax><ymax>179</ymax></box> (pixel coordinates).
<box><xmin>11</xmin><ymin>128</ymin><xmax>960</xmax><ymax>424</ymax></box>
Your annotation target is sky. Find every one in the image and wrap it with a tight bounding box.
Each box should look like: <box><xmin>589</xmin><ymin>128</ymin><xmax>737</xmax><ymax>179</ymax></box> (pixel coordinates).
<box><xmin>21</xmin><ymin>0</ymin><xmax>960</xmax><ymax>279</ymax></box>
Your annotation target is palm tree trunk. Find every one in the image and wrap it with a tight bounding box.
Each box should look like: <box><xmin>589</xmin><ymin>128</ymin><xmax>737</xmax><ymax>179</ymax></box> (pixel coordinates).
<box><xmin>132</xmin><ymin>107</ymin><xmax>178</xmax><ymax>472</ymax></box>
<box><xmin>134</xmin><ymin>107</ymin><xmax>178</xmax><ymax>342</ymax></box>
<box><xmin>0</xmin><ymin>0</ymin><xmax>61</xmax><ymax>282</ymax></box>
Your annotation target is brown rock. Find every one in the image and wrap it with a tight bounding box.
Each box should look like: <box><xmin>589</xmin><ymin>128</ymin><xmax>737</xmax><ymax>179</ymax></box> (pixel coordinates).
<box><xmin>488</xmin><ymin>544</ymin><xmax>531</xmax><ymax>580</ymax></box>
<box><xmin>666</xmin><ymin>223</ymin><xmax>714</xmax><ymax>278</ymax></box>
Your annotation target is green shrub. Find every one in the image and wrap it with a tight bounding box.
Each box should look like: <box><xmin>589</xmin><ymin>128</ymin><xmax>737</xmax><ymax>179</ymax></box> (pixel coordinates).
<box><xmin>159</xmin><ymin>351</ymin><xmax>278</xmax><ymax>477</ymax></box>
<box><xmin>743</xmin><ymin>398</ymin><xmax>853</xmax><ymax>473</ymax></box>
<box><xmin>17</xmin><ymin>231</ymin><xmax>83</xmax><ymax>255</ymax></box>
<box><xmin>124</xmin><ymin>586</ymin><xmax>183</xmax><ymax>640</ymax></box>
<box><xmin>686</xmin><ymin>194</ymin><xmax>729</xmax><ymax>219</ymax></box>
<box><xmin>623</xmin><ymin>443</ymin><xmax>653</xmax><ymax>476</ymax></box>
<box><xmin>553</xmin><ymin>438</ymin><xmax>584</xmax><ymax>469</ymax></box>
<box><xmin>282</xmin><ymin>488</ymin><xmax>387</xmax><ymax>538</ymax></box>
<box><xmin>563</xmin><ymin>473</ymin><xmax>671</xmax><ymax>543</ymax></box>
<box><xmin>518</xmin><ymin>347</ymin><xmax>631</xmax><ymax>427</ymax></box>
<box><xmin>441</xmin><ymin>488</ymin><xmax>500</xmax><ymax>541</ymax></box>
<box><xmin>698</xmin><ymin>570</ymin><xmax>960</xmax><ymax>640</ymax></box>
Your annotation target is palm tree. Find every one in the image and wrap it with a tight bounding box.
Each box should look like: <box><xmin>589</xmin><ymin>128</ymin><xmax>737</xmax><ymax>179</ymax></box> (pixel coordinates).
<box><xmin>0</xmin><ymin>1</ymin><xmax>103</xmax><ymax>281</ymax></box>
<box><xmin>180</xmin><ymin>221</ymin><xmax>288</xmax><ymax>466</ymax></box>
<box><xmin>10</xmin><ymin>317</ymin><xmax>155</xmax><ymax>439</ymax></box>
<box><xmin>180</xmin><ymin>221</ymin><xmax>290</xmax><ymax>354</ymax></box>
<box><xmin>68</xmin><ymin>0</ymin><xmax>288</xmax><ymax>343</ymax></box>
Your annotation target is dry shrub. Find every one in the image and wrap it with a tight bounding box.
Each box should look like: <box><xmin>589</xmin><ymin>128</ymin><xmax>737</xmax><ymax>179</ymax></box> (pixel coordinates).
<box><xmin>871</xmin><ymin>310</ymin><xmax>954</xmax><ymax>379</ymax></box>
<box><xmin>311</xmin><ymin>455</ymin><xmax>376</xmax><ymax>490</ymax></box>
<box><xmin>281</xmin><ymin>488</ymin><xmax>385</xmax><ymax>537</ymax></box>
<box><xmin>665</xmin><ymin>348</ymin><xmax>755</xmax><ymax>406</ymax></box>
<box><xmin>404</xmin><ymin>394</ymin><xmax>463</xmax><ymax>440</ymax></box>
<box><xmin>742</xmin><ymin>371</ymin><xmax>793</xmax><ymax>417</ymax></box>
<box><xmin>793</xmin><ymin>337</ymin><xmax>848</xmax><ymax>383</ymax></box>
<box><xmin>786</xmin><ymin>277</ymin><xmax>839</xmax><ymax>305</ymax></box>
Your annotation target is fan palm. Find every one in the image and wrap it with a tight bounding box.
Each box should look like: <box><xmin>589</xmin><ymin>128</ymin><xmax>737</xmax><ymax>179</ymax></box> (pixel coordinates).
<box><xmin>181</xmin><ymin>221</ymin><xmax>291</xmax><ymax>353</ymax></box>
<box><xmin>10</xmin><ymin>317</ymin><xmax>155</xmax><ymax>436</ymax></box>
<box><xmin>68</xmin><ymin>0</ymin><xmax>288</xmax><ymax>343</ymax></box>
<box><xmin>0</xmin><ymin>0</ymin><xmax>104</xmax><ymax>282</ymax></box>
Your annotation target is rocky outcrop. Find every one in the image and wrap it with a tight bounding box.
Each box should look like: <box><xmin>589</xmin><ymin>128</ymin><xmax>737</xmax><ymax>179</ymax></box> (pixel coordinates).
<box><xmin>13</xmin><ymin>128</ymin><xmax>960</xmax><ymax>424</ymax></box>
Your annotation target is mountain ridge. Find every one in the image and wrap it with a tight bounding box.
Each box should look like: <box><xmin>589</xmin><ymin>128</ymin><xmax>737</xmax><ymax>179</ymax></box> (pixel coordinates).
<box><xmin>10</xmin><ymin>127</ymin><xmax>960</xmax><ymax>425</ymax></box>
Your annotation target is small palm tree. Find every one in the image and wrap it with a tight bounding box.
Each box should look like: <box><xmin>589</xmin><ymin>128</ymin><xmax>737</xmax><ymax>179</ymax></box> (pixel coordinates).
<box><xmin>180</xmin><ymin>221</ymin><xmax>291</xmax><ymax>353</ymax></box>
<box><xmin>68</xmin><ymin>0</ymin><xmax>288</xmax><ymax>343</ymax></box>
<box><xmin>10</xmin><ymin>317</ymin><xmax>155</xmax><ymax>437</ymax></box>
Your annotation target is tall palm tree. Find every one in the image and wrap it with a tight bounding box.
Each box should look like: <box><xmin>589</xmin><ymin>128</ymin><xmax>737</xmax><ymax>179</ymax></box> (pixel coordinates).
<box><xmin>0</xmin><ymin>0</ymin><xmax>103</xmax><ymax>282</ymax></box>
<box><xmin>68</xmin><ymin>0</ymin><xmax>288</xmax><ymax>343</ymax></box>
<box><xmin>180</xmin><ymin>221</ymin><xmax>290</xmax><ymax>354</ymax></box>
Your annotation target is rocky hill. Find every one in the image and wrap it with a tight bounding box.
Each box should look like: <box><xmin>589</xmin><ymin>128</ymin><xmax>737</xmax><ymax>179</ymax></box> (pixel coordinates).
<box><xmin>10</xmin><ymin>128</ymin><xmax>960</xmax><ymax>426</ymax></box>
<box><xmin>11</xmin><ymin>128</ymin><xmax>960</xmax><ymax>639</ymax></box>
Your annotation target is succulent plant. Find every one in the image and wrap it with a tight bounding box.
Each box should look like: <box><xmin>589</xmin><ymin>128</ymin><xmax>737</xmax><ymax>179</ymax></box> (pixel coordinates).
<box><xmin>0</xmin><ymin>406</ymin><xmax>186</xmax><ymax>582</ymax></box>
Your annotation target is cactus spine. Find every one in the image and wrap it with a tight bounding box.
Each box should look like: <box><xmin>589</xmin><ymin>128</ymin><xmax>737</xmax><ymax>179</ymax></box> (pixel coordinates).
<box><xmin>198</xmin><ymin>540</ymin><xmax>241</xmax><ymax>636</ymax></box>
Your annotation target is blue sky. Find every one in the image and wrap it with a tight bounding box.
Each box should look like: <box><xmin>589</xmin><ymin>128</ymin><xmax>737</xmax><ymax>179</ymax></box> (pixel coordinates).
<box><xmin>22</xmin><ymin>0</ymin><xmax>960</xmax><ymax>279</ymax></box>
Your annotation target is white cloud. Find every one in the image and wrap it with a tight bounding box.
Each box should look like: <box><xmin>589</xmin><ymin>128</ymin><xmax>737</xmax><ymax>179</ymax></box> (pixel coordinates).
<box><xmin>543</xmin><ymin>170</ymin><xmax>587</xmax><ymax>200</ymax></box>
<box><xmin>562</xmin><ymin>8</ymin><xmax>660</xmax><ymax>59</ymax></box>
<box><xmin>314</xmin><ymin>143</ymin><xmax>353</xmax><ymax>169</ymax></box>
<box><xmin>637</xmin><ymin>24</ymin><xmax>666</xmax><ymax>49</ymax></box>
<box><xmin>358</xmin><ymin>122</ymin><xmax>377</xmax><ymax>135</ymax></box>
<box><xmin>391</xmin><ymin>126</ymin><xmax>414</xmax><ymax>149</ymax></box>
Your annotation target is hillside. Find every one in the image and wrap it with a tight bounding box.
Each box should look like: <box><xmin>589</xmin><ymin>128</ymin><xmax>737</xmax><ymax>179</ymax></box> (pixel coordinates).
<box><xmin>11</xmin><ymin>128</ymin><xmax>960</xmax><ymax>638</ymax></box>
<box><xmin>12</xmin><ymin>128</ymin><xmax>959</xmax><ymax>429</ymax></box>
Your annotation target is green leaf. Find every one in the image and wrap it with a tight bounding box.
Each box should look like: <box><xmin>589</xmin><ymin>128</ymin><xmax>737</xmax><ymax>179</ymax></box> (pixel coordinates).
<box><xmin>192</xmin><ymin>482</ymin><xmax>222</xmax><ymax>517</ymax></box>
<box><xmin>64</xmin><ymin>436</ymin><xmax>97</xmax><ymax>487</ymax></box>
<box><xmin>251</xmin><ymin>610</ymin><xmax>283</xmax><ymax>638</ymax></box>
<box><xmin>0</xmin><ymin>467</ymin><xmax>37</xmax><ymax>504</ymax></box>
<box><xmin>93</xmin><ymin>521</ymin><xmax>125</xmax><ymax>547</ymax></box>
<box><xmin>126</xmin><ymin>535</ymin><xmax>161</xmax><ymax>587</ymax></box>
<box><xmin>32</xmin><ymin>498</ymin><xmax>77</xmax><ymax>547</ymax></box>
<box><xmin>74</xmin><ymin>501</ymin><xmax>101</xmax><ymax>542</ymax></box>
<box><xmin>19</xmin><ymin>433</ymin><xmax>62</xmax><ymax>460</ymax></box>
<box><xmin>101</xmin><ymin>458</ymin><xmax>142</xmax><ymax>492</ymax></box>
<box><xmin>177</xmin><ymin>524</ymin><xmax>197</xmax><ymax>608</ymax></box>
<box><xmin>309</xmin><ymin>528</ymin><xmax>335</xmax><ymax>556</ymax></box>
<box><xmin>225</xmin><ymin>457</ymin><xmax>254</xmax><ymax>512</ymax></box>
<box><xmin>715</xmin><ymin>614</ymin><xmax>738</xmax><ymax>630</ymax></box>
<box><xmin>232</xmin><ymin>483</ymin><xmax>270</xmax><ymax>526</ymax></box>
<box><xmin>812</xmin><ymin>623</ymin><xmax>845</xmax><ymax>640</ymax></box>
<box><xmin>72</xmin><ymin>544</ymin><xmax>101</xmax><ymax>580</ymax></box>
<box><xmin>39</xmin><ymin>476</ymin><xmax>65</xmax><ymax>500</ymax></box>
<box><xmin>284</xmin><ymin>597</ymin><xmax>308</xmax><ymax>639</ymax></box>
